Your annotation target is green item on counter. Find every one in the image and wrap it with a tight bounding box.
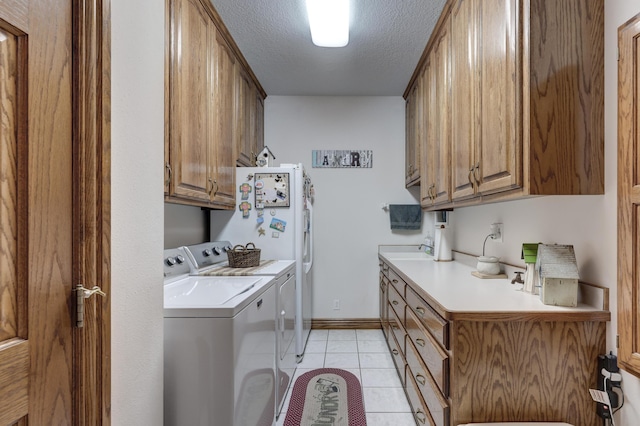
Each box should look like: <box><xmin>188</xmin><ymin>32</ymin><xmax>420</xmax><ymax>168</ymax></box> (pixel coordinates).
<box><xmin>522</xmin><ymin>243</ymin><xmax>539</xmax><ymax>264</ymax></box>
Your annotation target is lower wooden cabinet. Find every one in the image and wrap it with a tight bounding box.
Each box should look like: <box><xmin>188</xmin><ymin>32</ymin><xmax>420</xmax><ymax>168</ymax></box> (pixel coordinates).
<box><xmin>379</xmin><ymin>258</ymin><xmax>607</xmax><ymax>426</ymax></box>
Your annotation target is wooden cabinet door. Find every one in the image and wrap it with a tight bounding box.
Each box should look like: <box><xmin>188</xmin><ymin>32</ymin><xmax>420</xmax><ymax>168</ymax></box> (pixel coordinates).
<box><xmin>234</xmin><ymin>63</ymin><xmax>254</xmax><ymax>166</ymax></box>
<box><xmin>422</xmin><ymin>20</ymin><xmax>451</xmax><ymax>207</ymax></box>
<box><xmin>451</xmin><ymin>0</ymin><xmax>478</xmax><ymax>201</ymax></box>
<box><xmin>211</xmin><ymin>29</ymin><xmax>236</xmax><ymax>207</ymax></box>
<box><xmin>617</xmin><ymin>12</ymin><xmax>640</xmax><ymax>377</ymax></box>
<box><xmin>421</xmin><ymin>60</ymin><xmax>435</xmax><ymax>207</ymax></box>
<box><xmin>405</xmin><ymin>82</ymin><xmax>420</xmax><ymax>187</ymax></box>
<box><xmin>477</xmin><ymin>0</ymin><xmax>521</xmax><ymax>195</ymax></box>
<box><xmin>169</xmin><ymin>0</ymin><xmax>213</xmax><ymax>202</ymax></box>
<box><xmin>255</xmin><ymin>93</ymin><xmax>265</xmax><ymax>158</ymax></box>
<box><xmin>432</xmin><ymin>18</ymin><xmax>451</xmax><ymax>205</ymax></box>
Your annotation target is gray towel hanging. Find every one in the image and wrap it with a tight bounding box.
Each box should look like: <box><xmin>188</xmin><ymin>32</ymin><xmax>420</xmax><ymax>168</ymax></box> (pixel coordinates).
<box><xmin>389</xmin><ymin>204</ymin><xmax>422</xmax><ymax>230</ymax></box>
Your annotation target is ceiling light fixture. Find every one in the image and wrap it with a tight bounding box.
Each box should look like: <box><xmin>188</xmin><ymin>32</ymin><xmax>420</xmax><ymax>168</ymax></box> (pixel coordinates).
<box><xmin>306</xmin><ymin>0</ymin><xmax>350</xmax><ymax>48</ymax></box>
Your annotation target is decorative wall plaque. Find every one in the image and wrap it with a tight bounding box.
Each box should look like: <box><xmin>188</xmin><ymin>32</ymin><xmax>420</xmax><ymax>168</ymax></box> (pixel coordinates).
<box><xmin>312</xmin><ymin>150</ymin><xmax>373</xmax><ymax>168</ymax></box>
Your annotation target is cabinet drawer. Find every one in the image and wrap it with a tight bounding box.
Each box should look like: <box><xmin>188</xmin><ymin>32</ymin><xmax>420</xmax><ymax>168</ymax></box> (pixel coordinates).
<box><xmin>405</xmin><ymin>370</ymin><xmax>434</xmax><ymax>426</ymax></box>
<box><xmin>405</xmin><ymin>309</ymin><xmax>449</xmax><ymax>396</ymax></box>
<box><xmin>387</xmin><ymin>325</ymin><xmax>406</xmax><ymax>387</ymax></box>
<box><xmin>406</xmin><ymin>361</ymin><xmax>449</xmax><ymax>426</ymax></box>
<box><xmin>388</xmin><ymin>303</ymin><xmax>406</xmax><ymax>355</ymax></box>
<box><xmin>388</xmin><ymin>283</ymin><xmax>406</xmax><ymax>325</ymax></box>
<box><xmin>388</xmin><ymin>269</ymin><xmax>406</xmax><ymax>298</ymax></box>
<box><xmin>406</xmin><ymin>285</ymin><xmax>449</xmax><ymax>349</ymax></box>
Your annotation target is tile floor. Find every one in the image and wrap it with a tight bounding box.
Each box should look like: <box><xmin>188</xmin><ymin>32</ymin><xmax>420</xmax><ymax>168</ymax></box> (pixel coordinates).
<box><xmin>276</xmin><ymin>329</ymin><xmax>416</xmax><ymax>426</ymax></box>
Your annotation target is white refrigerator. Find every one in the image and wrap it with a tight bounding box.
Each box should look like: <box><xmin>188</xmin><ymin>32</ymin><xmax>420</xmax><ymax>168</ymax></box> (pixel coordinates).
<box><xmin>210</xmin><ymin>163</ymin><xmax>313</xmax><ymax>361</ymax></box>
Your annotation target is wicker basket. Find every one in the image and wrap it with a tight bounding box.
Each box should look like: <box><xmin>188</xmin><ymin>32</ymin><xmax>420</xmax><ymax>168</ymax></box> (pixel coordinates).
<box><xmin>227</xmin><ymin>243</ymin><xmax>261</xmax><ymax>268</ymax></box>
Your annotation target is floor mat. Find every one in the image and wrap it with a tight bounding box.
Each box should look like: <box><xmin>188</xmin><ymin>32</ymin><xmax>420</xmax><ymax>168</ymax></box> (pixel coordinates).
<box><xmin>284</xmin><ymin>368</ymin><xmax>367</xmax><ymax>426</ymax></box>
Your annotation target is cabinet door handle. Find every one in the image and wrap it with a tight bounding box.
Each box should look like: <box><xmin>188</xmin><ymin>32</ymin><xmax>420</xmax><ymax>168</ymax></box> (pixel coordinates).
<box><xmin>415</xmin><ymin>306</ymin><xmax>425</xmax><ymax>316</ymax></box>
<box><xmin>208</xmin><ymin>177</ymin><xmax>214</xmax><ymax>196</ymax></box>
<box><xmin>416</xmin><ymin>409</ymin><xmax>427</xmax><ymax>424</ymax></box>
<box><xmin>415</xmin><ymin>373</ymin><xmax>426</xmax><ymax>386</ymax></box>
<box><xmin>392</xmin><ymin>300</ymin><xmax>399</xmax><ymax>305</ymax></box>
<box><xmin>415</xmin><ymin>338</ymin><xmax>425</xmax><ymax>347</ymax></box>
<box><xmin>474</xmin><ymin>162</ymin><xmax>481</xmax><ymax>185</ymax></box>
<box><xmin>392</xmin><ymin>349</ymin><xmax>399</xmax><ymax>355</ymax></box>
<box><xmin>165</xmin><ymin>162</ymin><xmax>172</xmax><ymax>187</ymax></box>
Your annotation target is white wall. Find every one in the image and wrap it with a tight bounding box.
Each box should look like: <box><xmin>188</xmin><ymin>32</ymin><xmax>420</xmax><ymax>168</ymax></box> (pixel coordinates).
<box><xmin>265</xmin><ymin>96</ymin><xmax>434</xmax><ymax>318</ymax></box>
<box><xmin>111</xmin><ymin>0</ymin><xmax>165</xmax><ymax>424</ymax></box>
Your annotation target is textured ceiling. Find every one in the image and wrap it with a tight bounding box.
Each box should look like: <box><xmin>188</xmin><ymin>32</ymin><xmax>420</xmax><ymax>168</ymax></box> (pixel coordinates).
<box><xmin>210</xmin><ymin>0</ymin><xmax>447</xmax><ymax>96</ymax></box>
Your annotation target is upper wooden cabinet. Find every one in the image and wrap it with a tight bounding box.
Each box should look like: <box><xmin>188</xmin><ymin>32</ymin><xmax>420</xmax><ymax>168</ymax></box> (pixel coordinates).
<box><xmin>166</xmin><ymin>0</ymin><xmax>213</xmax><ymax>204</ymax></box>
<box><xmin>234</xmin><ymin>64</ymin><xmax>265</xmax><ymax>167</ymax></box>
<box><xmin>405</xmin><ymin>80</ymin><xmax>421</xmax><ymax>187</ymax></box>
<box><xmin>421</xmin><ymin>17</ymin><xmax>452</xmax><ymax>208</ymax></box>
<box><xmin>407</xmin><ymin>0</ymin><xmax>604</xmax><ymax>210</ymax></box>
<box><xmin>165</xmin><ymin>0</ymin><xmax>266</xmax><ymax>208</ymax></box>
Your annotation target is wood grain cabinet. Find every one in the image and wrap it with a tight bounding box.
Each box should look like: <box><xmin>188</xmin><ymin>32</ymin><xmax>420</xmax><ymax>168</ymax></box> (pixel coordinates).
<box><xmin>421</xmin><ymin>17</ymin><xmax>452</xmax><ymax>208</ymax></box>
<box><xmin>407</xmin><ymin>0</ymin><xmax>604</xmax><ymax>210</ymax></box>
<box><xmin>234</xmin><ymin>64</ymin><xmax>266</xmax><ymax>167</ymax></box>
<box><xmin>165</xmin><ymin>0</ymin><xmax>266</xmax><ymax>208</ymax></box>
<box><xmin>405</xmin><ymin>80</ymin><xmax>421</xmax><ymax>187</ymax></box>
<box><xmin>379</xmin><ymin>257</ymin><xmax>608</xmax><ymax>425</ymax></box>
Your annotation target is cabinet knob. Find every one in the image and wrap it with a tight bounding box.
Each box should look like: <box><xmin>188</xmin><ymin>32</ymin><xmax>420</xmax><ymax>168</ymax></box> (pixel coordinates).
<box><xmin>415</xmin><ymin>306</ymin><xmax>426</xmax><ymax>316</ymax></box>
<box><xmin>415</xmin><ymin>338</ymin><xmax>426</xmax><ymax>347</ymax></box>
<box><xmin>392</xmin><ymin>349</ymin><xmax>399</xmax><ymax>355</ymax></box>
<box><xmin>415</xmin><ymin>410</ymin><xmax>427</xmax><ymax>424</ymax></box>
<box><xmin>415</xmin><ymin>373</ymin><xmax>426</xmax><ymax>386</ymax></box>
<box><xmin>392</xmin><ymin>300</ymin><xmax>399</xmax><ymax>305</ymax></box>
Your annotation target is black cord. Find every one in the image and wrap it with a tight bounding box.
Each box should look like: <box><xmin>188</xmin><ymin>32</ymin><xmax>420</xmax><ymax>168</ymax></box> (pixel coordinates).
<box><xmin>612</xmin><ymin>384</ymin><xmax>625</xmax><ymax>415</ymax></box>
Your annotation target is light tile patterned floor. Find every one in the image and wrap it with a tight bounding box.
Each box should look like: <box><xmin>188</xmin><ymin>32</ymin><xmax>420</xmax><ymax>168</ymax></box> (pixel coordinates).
<box><xmin>276</xmin><ymin>329</ymin><xmax>416</xmax><ymax>426</ymax></box>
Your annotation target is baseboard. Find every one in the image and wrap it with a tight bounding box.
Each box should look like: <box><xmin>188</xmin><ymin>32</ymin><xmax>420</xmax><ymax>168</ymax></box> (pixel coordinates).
<box><xmin>311</xmin><ymin>318</ymin><xmax>382</xmax><ymax>330</ymax></box>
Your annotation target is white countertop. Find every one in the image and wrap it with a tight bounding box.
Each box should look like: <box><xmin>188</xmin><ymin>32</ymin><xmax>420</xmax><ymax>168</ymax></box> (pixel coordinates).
<box><xmin>379</xmin><ymin>245</ymin><xmax>609</xmax><ymax>320</ymax></box>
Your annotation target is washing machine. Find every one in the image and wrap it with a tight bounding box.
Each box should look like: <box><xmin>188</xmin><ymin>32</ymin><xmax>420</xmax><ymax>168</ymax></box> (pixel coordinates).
<box><xmin>163</xmin><ymin>247</ymin><xmax>277</xmax><ymax>426</ymax></box>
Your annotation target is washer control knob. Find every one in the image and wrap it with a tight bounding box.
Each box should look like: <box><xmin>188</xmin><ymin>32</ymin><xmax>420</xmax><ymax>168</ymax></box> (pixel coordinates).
<box><xmin>203</xmin><ymin>249</ymin><xmax>212</xmax><ymax>257</ymax></box>
<box><xmin>213</xmin><ymin>246</ymin><xmax>222</xmax><ymax>256</ymax></box>
<box><xmin>175</xmin><ymin>255</ymin><xmax>185</xmax><ymax>264</ymax></box>
<box><xmin>224</xmin><ymin>245</ymin><xmax>233</xmax><ymax>252</ymax></box>
<box><xmin>165</xmin><ymin>257</ymin><xmax>177</xmax><ymax>266</ymax></box>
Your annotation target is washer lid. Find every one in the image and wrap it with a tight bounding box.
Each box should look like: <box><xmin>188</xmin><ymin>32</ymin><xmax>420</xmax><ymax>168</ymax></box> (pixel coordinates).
<box><xmin>165</xmin><ymin>276</ymin><xmax>262</xmax><ymax>307</ymax></box>
<box><xmin>164</xmin><ymin>275</ymin><xmax>274</xmax><ymax>318</ymax></box>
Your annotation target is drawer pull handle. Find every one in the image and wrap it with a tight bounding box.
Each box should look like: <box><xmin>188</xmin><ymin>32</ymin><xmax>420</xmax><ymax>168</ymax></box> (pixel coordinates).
<box><xmin>392</xmin><ymin>349</ymin><xmax>399</xmax><ymax>355</ymax></box>
<box><xmin>392</xmin><ymin>300</ymin><xmax>399</xmax><ymax>305</ymax></box>
<box><xmin>416</xmin><ymin>410</ymin><xmax>427</xmax><ymax>424</ymax></box>
<box><xmin>415</xmin><ymin>338</ymin><xmax>425</xmax><ymax>347</ymax></box>
<box><xmin>392</xmin><ymin>279</ymin><xmax>398</xmax><ymax>283</ymax></box>
<box><xmin>415</xmin><ymin>306</ymin><xmax>425</xmax><ymax>316</ymax></box>
<box><xmin>415</xmin><ymin>374</ymin><xmax>426</xmax><ymax>385</ymax></box>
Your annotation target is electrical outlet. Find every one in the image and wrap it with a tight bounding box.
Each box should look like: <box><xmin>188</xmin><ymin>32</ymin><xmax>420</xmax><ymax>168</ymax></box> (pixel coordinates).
<box><xmin>490</xmin><ymin>223</ymin><xmax>503</xmax><ymax>243</ymax></box>
<box><xmin>333</xmin><ymin>299</ymin><xmax>340</xmax><ymax>310</ymax></box>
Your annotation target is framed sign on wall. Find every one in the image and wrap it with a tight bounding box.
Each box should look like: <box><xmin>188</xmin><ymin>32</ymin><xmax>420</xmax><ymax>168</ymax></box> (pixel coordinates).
<box><xmin>312</xmin><ymin>150</ymin><xmax>373</xmax><ymax>168</ymax></box>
